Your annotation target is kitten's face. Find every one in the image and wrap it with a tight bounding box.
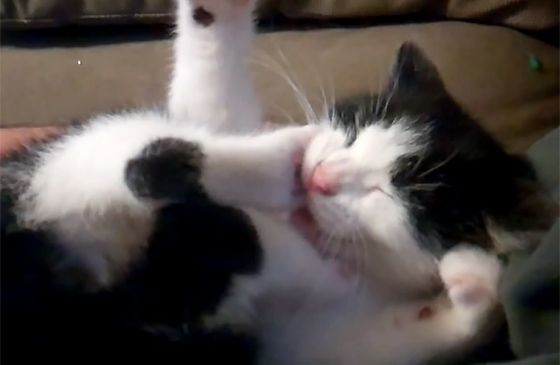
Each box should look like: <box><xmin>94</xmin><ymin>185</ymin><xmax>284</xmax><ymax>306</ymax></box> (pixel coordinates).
<box><xmin>299</xmin><ymin>44</ymin><xmax>553</xmax><ymax>282</ymax></box>
<box><xmin>302</xmin><ymin>121</ymin><xmax>422</xmax><ymax>258</ymax></box>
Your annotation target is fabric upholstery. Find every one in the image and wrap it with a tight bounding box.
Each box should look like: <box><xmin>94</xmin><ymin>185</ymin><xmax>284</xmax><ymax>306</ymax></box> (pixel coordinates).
<box><xmin>2</xmin><ymin>22</ymin><xmax>558</xmax><ymax>152</ymax></box>
<box><xmin>2</xmin><ymin>0</ymin><xmax>557</xmax><ymax>30</ymax></box>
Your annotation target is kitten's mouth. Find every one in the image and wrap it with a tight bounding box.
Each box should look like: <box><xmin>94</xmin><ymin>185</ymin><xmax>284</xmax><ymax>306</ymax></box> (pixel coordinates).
<box><xmin>292</xmin><ymin>160</ymin><xmax>332</xmax><ymax>254</ymax></box>
<box><xmin>290</xmin><ymin>206</ymin><xmax>321</xmax><ymax>248</ymax></box>
<box><xmin>294</xmin><ymin>159</ymin><xmax>344</xmax><ymax>258</ymax></box>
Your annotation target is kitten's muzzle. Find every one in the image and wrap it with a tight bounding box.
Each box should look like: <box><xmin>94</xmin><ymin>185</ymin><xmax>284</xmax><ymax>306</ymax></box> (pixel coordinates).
<box><xmin>305</xmin><ymin>162</ymin><xmax>339</xmax><ymax>196</ymax></box>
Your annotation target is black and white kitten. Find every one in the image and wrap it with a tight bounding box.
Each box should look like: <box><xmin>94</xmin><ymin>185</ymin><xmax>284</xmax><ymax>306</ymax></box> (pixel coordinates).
<box><xmin>299</xmin><ymin>42</ymin><xmax>556</xmax><ymax>296</ymax></box>
<box><xmin>281</xmin><ymin>43</ymin><xmax>557</xmax><ymax>364</ymax></box>
<box><xmin>1</xmin><ymin>0</ymin><xmax>555</xmax><ymax>364</ymax></box>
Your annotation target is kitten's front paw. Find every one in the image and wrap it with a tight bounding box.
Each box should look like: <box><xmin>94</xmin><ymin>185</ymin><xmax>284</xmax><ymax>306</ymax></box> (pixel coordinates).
<box><xmin>256</xmin><ymin>125</ymin><xmax>319</xmax><ymax>211</ymax></box>
<box><xmin>186</xmin><ymin>0</ymin><xmax>256</xmax><ymax>24</ymax></box>
<box><xmin>439</xmin><ymin>246</ymin><xmax>502</xmax><ymax>310</ymax></box>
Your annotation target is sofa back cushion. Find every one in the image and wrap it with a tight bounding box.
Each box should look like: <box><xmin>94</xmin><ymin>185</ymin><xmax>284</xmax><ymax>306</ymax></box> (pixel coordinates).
<box><xmin>2</xmin><ymin>0</ymin><xmax>557</xmax><ymax>30</ymax></box>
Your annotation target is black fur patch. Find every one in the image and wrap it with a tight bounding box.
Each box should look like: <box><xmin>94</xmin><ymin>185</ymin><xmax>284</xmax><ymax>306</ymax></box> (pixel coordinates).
<box><xmin>332</xmin><ymin>43</ymin><xmax>554</xmax><ymax>253</ymax></box>
<box><xmin>125</xmin><ymin>138</ymin><xmax>205</xmax><ymax>201</ymax></box>
<box><xmin>1</xmin><ymin>198</ymin><xmax>261</xmax><ymax>363</ymax></box>
<box><xmin>126</xmin><ymin>201</ymin><xmax>262</xmax><ymax>326</ymax></box>
<box><xmin>192</xmin><ymin>6</ymin><xmax>215</xmax><ymax>27</ymax></box>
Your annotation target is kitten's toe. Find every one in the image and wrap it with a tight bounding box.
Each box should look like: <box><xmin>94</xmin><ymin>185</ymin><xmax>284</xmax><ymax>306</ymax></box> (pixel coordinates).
<box><xmin>439</xmin><ymin>246</ymin><xmax>502</xmax><ymax>309</ymax></box>
<box><xmin>187</xmin><ymin>0</ymin><xmax>255</xmax><ymax>22</ymax></box>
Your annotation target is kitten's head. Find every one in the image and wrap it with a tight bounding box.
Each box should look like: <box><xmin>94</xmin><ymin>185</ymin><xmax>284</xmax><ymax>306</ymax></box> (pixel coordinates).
<box><xmin>301</xmin><ymin>43</ymin><xmax>556</xmax><ymax>288</ymax></box>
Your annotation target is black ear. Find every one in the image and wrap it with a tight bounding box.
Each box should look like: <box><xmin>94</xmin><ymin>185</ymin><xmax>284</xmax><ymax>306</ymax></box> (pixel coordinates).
<box><xmin>389</xmin><ymin>43</ymin><xmax>445</xmax><ymax>93</ymax></box>
<box><xmin>383</xmin><ymin>43</ymin><xmax>455</xmax><ymax>110</ymax></box>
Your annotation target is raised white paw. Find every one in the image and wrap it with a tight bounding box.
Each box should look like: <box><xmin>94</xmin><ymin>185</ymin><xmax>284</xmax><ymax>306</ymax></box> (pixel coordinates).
<box><xmin>187</xmin><ymin>0</ymin><xmax>256</xmax><ymax>23</ymax></box>
<box><xmin>439</xmin><ymin>245</ymin><xmax>502</xmax><ymax>310</ymax></box>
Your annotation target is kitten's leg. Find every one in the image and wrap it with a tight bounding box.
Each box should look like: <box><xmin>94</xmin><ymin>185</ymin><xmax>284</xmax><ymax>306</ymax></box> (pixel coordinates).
<box><xmin>379</xmin><ymin>246</ymin><xmax>503</xmax><ymax>364</ymax></box>
<box><xmin>126</xmin><ymin>125</ymin><xmax>317</xmax><ymax>211</ymax></box>
<box><xmin>168</xmin><ymin>0</ymin><xmax>261</xmax><ymax>133</ymax></box>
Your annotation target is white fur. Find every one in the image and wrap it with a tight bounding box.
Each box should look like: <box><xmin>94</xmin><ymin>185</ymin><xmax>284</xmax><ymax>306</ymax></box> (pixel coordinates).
<box><xmin>303</xmin><ymin>121</ymin><xmax>421</xmax><ymax>240</ymax></box>
<box><xmin>205</xmin><ymin>210</ymin><xmax>354</xmax><ymax>333</ymax></box>
<box><xmin>255</xmin><ymin>245</ymin><xmax>502</xmax><ymax>365</ymax></box>
<box><xmin>19</xmin><ymin>112</ymin><xmax>179</xmax><ymax>284</ymax></box>
<box><xmin>201</xmin><ymin>125</ymin><xmax>318</xmax><ymax>210</ymax></box>
<box><xmin>168</xmin><ymin>0</ymin><xmax>261</xmax><ymax>134</ymax></box>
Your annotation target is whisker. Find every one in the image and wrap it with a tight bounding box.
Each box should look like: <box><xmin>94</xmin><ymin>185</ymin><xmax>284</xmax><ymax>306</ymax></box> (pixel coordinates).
<box><xmin>381</xmin><ymin>68</ymin><xmax>400</xmax><ymax>120</ymax></box>
<box><xmin>328</xmin><ymin>73</ymin><xmax>336</xmax><ymax>122</ymax></box>
<box><xmin>307</xmin><ymin>61</ymin><xmax>331</xmax><ymax>120</ymax></box>
<box><xmin>266</xmin><ymin>104</ymin><xmax>298</xmax><ymax>126</ymax></box>
<box><xmin>273</xmin><ymin>46</ymin><xmax>320</xmax><ymax>124</ymax></box>
<box><xmin>252</xmin><ymin>51</ymin><xmax>318</xmax><ymax>125</ymax></box>
<box><xmin>353</xmin><ymin>223</ymin><xmax>371</xmax><ymax>286</ymax></box>
<box><xmin>349</xmin><ymin>230</ymin><xmax>365</xmax><ymax>290</ymax></box>
<box><xmin>417</xmin><ymin>149</ymin><xmax>461</xmax><ymax>178</ymax></box>
<box><xmin>411</xmin><ymin>149</ymin><xmax>426</xmax><ymax>174</ymax></box>
<box><xmin>374</xmin><ymin>75</ymin><xmax>384</xmax><ymax>120</ymax></box>
<box><xmin>403</xmin><ymin>182</ymin><xmax>448</xmax><ymax>191</ymax></box>
<box><xmin>404</xmin><ymin>199</ymin><xmax>427</xmax><ymax>210</ymax></box>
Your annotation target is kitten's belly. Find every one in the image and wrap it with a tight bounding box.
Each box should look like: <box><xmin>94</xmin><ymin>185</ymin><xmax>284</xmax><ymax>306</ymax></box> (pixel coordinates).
<box><xmin>257</xmin><ymin>294</ymin><xmax>404</xmax><ymax>365</ymax></box>
<box><xmin>244</xmin><ymin>211</ymin><xmax>439</xmax><ymax>365</ymax></box>
<box><xmin>234</xmin><ymin>210</ymin><xmax>384</xmax><ymax>365</ymax></box>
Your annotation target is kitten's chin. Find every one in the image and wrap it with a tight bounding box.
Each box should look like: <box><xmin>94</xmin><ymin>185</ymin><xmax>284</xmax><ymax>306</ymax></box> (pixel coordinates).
<box><xmin>290</xmin><ymin>206</ymin><xmax>352</xmax><ymax>261</ymax></box>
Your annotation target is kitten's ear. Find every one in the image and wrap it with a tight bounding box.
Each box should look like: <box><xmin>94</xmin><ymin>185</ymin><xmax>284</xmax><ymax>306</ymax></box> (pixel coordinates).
<box><xmin>385</xmin><ymin>42</ymin><xmax>452</xmax><ymax>104</ymax></box>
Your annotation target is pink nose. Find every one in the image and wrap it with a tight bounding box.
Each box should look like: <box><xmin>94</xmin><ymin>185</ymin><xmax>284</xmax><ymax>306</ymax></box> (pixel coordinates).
<box><xmin>306</xmin><ymin>163</ymin><xmax>339</xmax><ymax>196</ymax></box>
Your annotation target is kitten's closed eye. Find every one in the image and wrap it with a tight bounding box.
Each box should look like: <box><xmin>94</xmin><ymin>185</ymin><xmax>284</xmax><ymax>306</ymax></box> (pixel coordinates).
<box><xmin>368</xmin><ymin>185</ymin><xmax>384</xmax><ymax>194</ymax></box>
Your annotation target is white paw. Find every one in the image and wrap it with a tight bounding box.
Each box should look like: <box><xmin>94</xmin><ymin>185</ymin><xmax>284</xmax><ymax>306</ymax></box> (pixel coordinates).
<box><xmin>255</xmin><ymin>125</ymin><xmax>320</xmax><ymax>211</ymax></box>
<box><xmin>187</xmin><ymin>0</ymin><xmax>256</xmax><ymax>21</ymax></box>
<box><xmin>439</xmin><ymin>245</ymin><xmax>502</xmax><ymax>309</ymax></box>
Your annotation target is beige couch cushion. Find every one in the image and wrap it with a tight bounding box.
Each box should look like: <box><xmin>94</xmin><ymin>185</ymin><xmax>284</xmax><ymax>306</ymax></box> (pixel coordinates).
<box><xmin>263</xmin><ymin>0</ymin><xmax>559</xmax><ymax>30</ymax></box>
<box><xmin>0</xmin><ymin>0</ymin><xmax>173</xmax><ymax>28</ymax></box>
<box><xmin>1</xmin><ymin>22</ymin><xmax>558</xmax><ymax>152</ymax></box>
<box><xmin>2</xmin><ymin>0</ymin><xmax>558</xmax><ymax>30</ymax></box>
